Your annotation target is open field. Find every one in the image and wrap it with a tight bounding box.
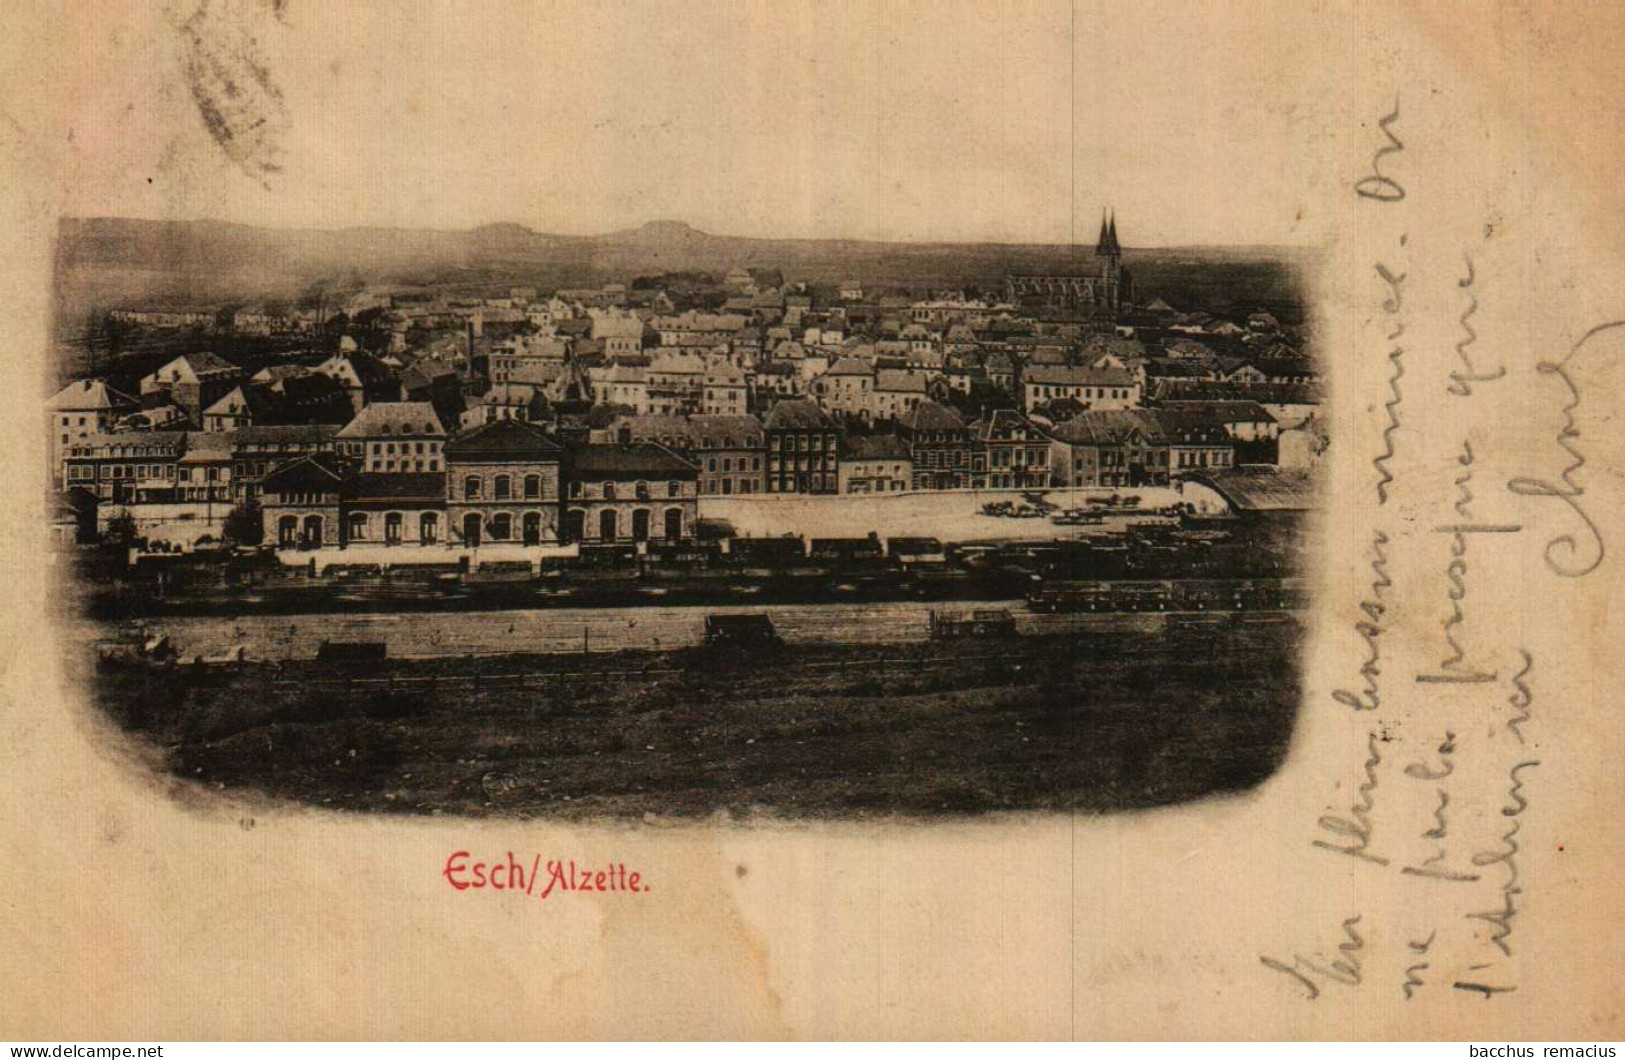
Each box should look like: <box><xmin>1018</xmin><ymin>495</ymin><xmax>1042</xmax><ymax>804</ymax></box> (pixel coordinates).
<box><xmin>92</xmin><ymin>615</ymin><xmax>1301</xmax><ymax>819</ymax></box>
<box><xmin>700</xmin><ymin>484</ymin><xmax>1229</xmax><ymax>543</ymax></box>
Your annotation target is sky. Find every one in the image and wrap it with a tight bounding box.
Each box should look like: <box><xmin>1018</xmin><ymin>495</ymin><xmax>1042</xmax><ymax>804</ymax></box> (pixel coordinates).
<box><xmin>36</xmin><ymin>0</ymin><xmax>1339</xmax><ymax>247</ymax></box>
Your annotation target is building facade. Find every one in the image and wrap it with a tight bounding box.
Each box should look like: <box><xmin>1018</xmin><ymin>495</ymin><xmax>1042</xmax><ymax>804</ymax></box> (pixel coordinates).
<box><xmin>564</xmin><ymin>444</ymin><xmax>699</xmax><ymax>544</ymax></box>
<box><xmin>971</xmin><ymin>409</ymin><xmax>1051</xmax><ymax>489</ymax></box>
<box><xmin>837</xmin><ymin>434</ymin><xmax>912</xmax><ymax>493</ymax></box>
<box><xmin>763</xmin><ymin>399</ymin><xmax>838</xmax><ymax>494</ymax></box>
<box><xmin>443</xmin><ymin>418</ymin><xmax>565</xmax><ymax>547</ymax></box>
<box><xmin>336</xmin><ymin>402</ymin><xmax>447</xmax><ymax>474</ymax></box>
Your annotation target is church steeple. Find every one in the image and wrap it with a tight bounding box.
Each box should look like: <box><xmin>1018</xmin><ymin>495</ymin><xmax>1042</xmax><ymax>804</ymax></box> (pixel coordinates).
<box><xmin>1097</xmin><ymin>208</ymin><xmax>1121</xmax><ymax>259</ymax></box>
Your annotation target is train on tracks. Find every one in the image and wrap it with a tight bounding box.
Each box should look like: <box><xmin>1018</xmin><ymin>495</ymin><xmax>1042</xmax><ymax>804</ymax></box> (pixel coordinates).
<box><xmin>1026</xmin><ymin>577</ymin><xmax>1308</xmax><ymax>614</ymax></box>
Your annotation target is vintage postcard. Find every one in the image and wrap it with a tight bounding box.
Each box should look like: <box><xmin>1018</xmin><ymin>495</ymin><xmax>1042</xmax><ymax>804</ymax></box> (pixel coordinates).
<box><xmin>1</xmin><ymin>0</ymin><xmax>1621</xmax><ymax>1041</ymax></box>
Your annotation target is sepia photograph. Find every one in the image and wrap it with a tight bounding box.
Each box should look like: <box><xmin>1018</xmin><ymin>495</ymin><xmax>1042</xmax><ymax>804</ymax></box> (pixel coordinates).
<box><xmin>8</xmin><ymin>0</ymin><xmax>1625</xmax><ymax>1044</ymax></box>
<box><xmin>54</xmin><ymin>205</ymin><xmax>1320</xmax><ymax>820</ymax></box>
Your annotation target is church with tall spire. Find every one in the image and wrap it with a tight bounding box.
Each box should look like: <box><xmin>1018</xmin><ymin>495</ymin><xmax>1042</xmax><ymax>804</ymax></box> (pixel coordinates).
<box><xmin>1004</xmin><ymin>208</ymin><xmax>1134</xmax><ymax>315</ymax></box>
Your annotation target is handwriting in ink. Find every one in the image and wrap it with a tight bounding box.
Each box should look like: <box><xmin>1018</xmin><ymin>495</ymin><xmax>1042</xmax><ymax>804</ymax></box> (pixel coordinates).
<box><xmin>1261</xmin><ymin>915</ymin><xmax>1367</xmax><ymax>1001</ymax></box>
<box><xmin>1313</xmin><ymin>731</ymin><xmax>1390</xmax><ymax>866</ymax></box>
<box><xmin>1355</xmin><ymin>98</ymin><xmax>1405</xmax><ymax>202</ymax></box>
<box><xmin>1466</xmin><ymin>760</ymin><xmax>1541</xmax><ymax>959</ymax></box>
<box><xmin>1417</xmin><ymin>441</ymin><xmax>1519</xmax><ymax>684</ymax></box>
<box><xmin>1447</xmin><ymin>254</ymin><xmax>1504</xmax><ymax>396</ymax></box>
<box><xmin>1403</xmin><ymin>931</ymin><xmax>1437</xmax><ymax>1000</ymax></box>
<box><xmin>1506</xmin><ymin>321</ymin><xmax>1619</xmax><ymax>578</ymax></box>
<box><xmin>1400</xmin><ymin>732</ymin><xmax>1480</xmax><ymax>883</ymax></box>
<box><xmin>1332</xmin><ymin>530</ymin><xmax>1392</xmax><ymax>712</ymax></box>
<box><xmin>1373</xmin><ymin>261</ymin><xmax>1406</xmax><ymax>505</ymax></box>
<box><xmin>1506</xmin><ymin>650</ymin><xmax>1532</xmax><ymax>744</ymax></box>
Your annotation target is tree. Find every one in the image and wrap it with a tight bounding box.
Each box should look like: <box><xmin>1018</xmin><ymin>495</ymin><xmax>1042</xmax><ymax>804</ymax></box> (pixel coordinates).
<box><xmin>103</xmin><ymin>509</ymin><xmax>138</xmax><ymax>546</ymax></box>
<box><xmin>222</xmin><ymin>502</ymin><xmax>264</xmax><ymax>546</ymax></box>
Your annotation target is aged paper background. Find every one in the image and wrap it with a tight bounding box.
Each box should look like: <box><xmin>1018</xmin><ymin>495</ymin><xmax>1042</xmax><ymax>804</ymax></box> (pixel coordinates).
<box><xmin>2</xmin><ymin>0</ymin><xmax>1622</xmax><ymax>1040</ymax></box>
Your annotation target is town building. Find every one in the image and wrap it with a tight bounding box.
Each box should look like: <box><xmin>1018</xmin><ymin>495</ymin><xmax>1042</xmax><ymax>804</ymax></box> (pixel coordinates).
<box><xmin>314</xmin><ymin>351</ymin><xmax>403</xmax><ymax>413</ymax></box>
<box><xmin>899</xmin><ymin>400</ymin><xmax>974</xmax><ymax>490</ymax></box>
<box><xmin>443</xmin><ymin>418</ymin><xmax>565</xmax><ymax>547</ymax></box>
<box><xmin>176</xmin><ymin>431</ymin><xmax>233</xmax><ymax>502</ymax></box>
<box><xmin>335</xmin><ymin>402</ymin><xmax>447</xmax><ymax>474</ymax></box>
<box><xmin>701</xmin><ymin>365</ymin><xmax>749</xmax><ymax>415</ymax></box>
<box><xmin>970</xmin><ymin>409</ymin><xmax>1051</xmax><ymax>489</ymax></box>
<box><xmin>763</xmin><ymin>399</ymin><xmax>838</xmax><ymax>494</ymax></box>
<box><xmin>137</xmin><ymin>352</ymin><xmax>241</xmax><ymax>425</ymax></box>
<box><xmin>837</xmin><ymin>434</ymin><xmax>912</xmax><ymax>494</ymax></box>
<box><xmin>564</xmin><ymin>444</ymin><xmax>699</xmax><ymax>544</ymax></box>
<box><xmin>230</xmin><ymin>424</ymin><xmax>342</xmax><ymax>503</ymax></box>
<box><xmin>587</xmin><ymin>363</ymin><xmax>651</xmax><ymax>413</ymax></box>
<box><xmin>46</xmin><ymin>379</ymin><xmax>139</xmax><ymax>484</ymax></box>
<box><xmin>62</xmin><ymin>431</ymin><xmax>186</xmax><ymax>503</ymax></box>
<box><xmin>260</xmin><ymin>454</ymin><xmax>347</xmax><ymax>548</ymax></box>
<box><xmin>872</xmin><ymin>369</ymin><xmax>929</xmax><ymax>422</ymax></box>
<box><xmin>342</xmin><ymin>473</ymin><xmax>447</xmax><ymax>547</ymax></box>
<box><xmin>608</xmin><ymin>414</ymin><xmax>766</xmax><ymax>496</ymax></box>
<box><xmin>1021</xmin><ymin>365</ymin><xmax>1142</xmax><ymax>413</ymax></box>
<box><xmin>1047</xmin><ymin>410</ymin><xmax>1173</xmax><ymax>488</ymax></box>
<box><xmin>812</xmin><ymin>356</ymin><xmax>876</xmax><ymax>419</ymax></box>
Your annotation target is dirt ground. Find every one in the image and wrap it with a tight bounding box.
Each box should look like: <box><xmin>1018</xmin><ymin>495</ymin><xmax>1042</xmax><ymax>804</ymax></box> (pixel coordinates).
<box><xmin>93</xmin><ymin>615</ymin><xmax>1302</xmax><ymax>821</ymax></box>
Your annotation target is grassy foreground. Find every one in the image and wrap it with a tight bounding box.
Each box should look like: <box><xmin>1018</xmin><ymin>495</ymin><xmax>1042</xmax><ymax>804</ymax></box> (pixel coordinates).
<box><xmin>93</xmin><ymin>616</ymin><xmax>1302</xmax><ymax>820</ymax></box>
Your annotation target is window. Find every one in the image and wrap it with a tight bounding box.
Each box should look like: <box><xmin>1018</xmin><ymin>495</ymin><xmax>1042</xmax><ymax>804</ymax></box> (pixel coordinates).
<box><xmin>570</xmin><ymin>481</ymin><xmax>582</xmax><ymax>498</ymax></box>
<box><xmin>635</xmin><ymin>480</ymin><xmax>650</xmax><ymax>500</ymax></box>
<box><xmin>524</xmin><ymin>474</ymin><xmax>541</xmax><ymax>499</ymax></box>
<box><xmin>494</xmin><ymin>475</ymin><xmax>512</xmax><ymax>500</ymax></box>
<box><xmin>464</xmin><ymin>476</ymin><xmax>481</xmax><ymax>500</ymax></box>
<box><xmin>489</xmin><ymin>513</ymin><xmax>511</xmax><ymax>541</ymax></box>
<box><xmin>667</xmin><ymin>480</ymin><xmax>681</xmax><ymax>497</ymax></box>
<box><xmin>603</xmin><ymin>481</ymin><xmax>616</xmax><ymax>500</ymax></box>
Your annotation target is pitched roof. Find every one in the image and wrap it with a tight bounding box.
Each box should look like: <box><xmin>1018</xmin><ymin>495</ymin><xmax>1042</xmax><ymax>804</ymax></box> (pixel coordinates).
<box><xmin>202</xmin><ymin>383</ymin><xmax>283</xmax><ymax>420</ymax></box>
<box><xmin>158</xmin><ymin>351</ymin><xmax>239</xmax><ymax>377</ymax></box>
<box><xmin>47</xmin><ymin>379</ymin><xmax>139</xmax><ymax>411</ymax></box>
<box><xmin>232</xmin><ymin>424</ymin><xmax>343</xmax><ymax>445</ymax></box>
<box><xmin>899</xmin><ymin>399</ymin><xmax>965</xmax><ymax>432</ymax></box>
<box><xmin>1149</xmin><ymin>379</ymin><xmax>1322</xmax><ymax>405</ymax></box>
<box><xmin>1047</xmin><ymin>409</ymin><xmax>1167</xmax><ymax>446</ymax></box>
<box><xmin>826</xmin><ymin>356</ymin><xmax>875</xmax><ymax>376</ymax></box>
<box><xmin>336</xmin><ymin>401</ymin><xmax>445</xmax><ymax>439</ymax></box>
<box><xmin>179</xmin><ymin>431</ymin><xmax>234</xmax><ymax>462</ymax></box>
<box><xmin>67</xmin><ymin>430</ymin><xmax>188</xmax><ymax>454</ymax></box>
<box><xmin>569</xmin><ymin>443</ymin><xmax>697</xmax><ymax>478</ymax></box>
<box><xmin>763</xmin><ymin>399</ymin><xmax>830</xmax><ymax>430</ymax></box>
<box><xmin>1156</xmin><ymin>400</ymin><xmax>1276</xmax><ymax>424</ymax></box>
<box><xmin>875</xmin><ymin>369</ymin><xmax>928</xmax><ymax>393</ymax></box>
<box><xmin>611</xmin><ymin>413</ymin><xmax>764</xmax><ymax>449</ymax></box>
<box><xmin>1023</xmin><ymin>365</ymin><xmax>1137</xmax><ymax>387</ymax></box>
<box><xmin>444</xmin><ymin>417</ymin><xmax>563</xmax><ymax>460</ymax></box>
<box><xmin>969</xmin><ymin>408</ymin><xmax>1037</xmax><ymax>439</ymax></box>
<box><xmin>261</xmin><ymin>453</ymin><xmax>350</xmax><ymax>491</ymax></box>
<box><xmin>841</xmin><ymin>434</ymin><xmax>911</xmax><ymax>461</ymax></box>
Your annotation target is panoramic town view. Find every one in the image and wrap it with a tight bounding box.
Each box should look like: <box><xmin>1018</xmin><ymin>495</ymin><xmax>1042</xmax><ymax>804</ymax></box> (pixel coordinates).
<box><xmin>52</xmin><ymin>212</ymin><xmax>1320</xmax><ymax>819</ymax></box>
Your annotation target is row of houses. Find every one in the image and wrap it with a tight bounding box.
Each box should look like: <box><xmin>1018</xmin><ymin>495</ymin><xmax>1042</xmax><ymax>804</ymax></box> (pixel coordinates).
<box><xmin>62</xmin><ymin>394</ymin><xmax>1294</xmax><ymax>553</ymax></box>
<box><xmin>258</xmin><ymin>419</ymin><xmax>698</xmax><ymax>550</ymax></box>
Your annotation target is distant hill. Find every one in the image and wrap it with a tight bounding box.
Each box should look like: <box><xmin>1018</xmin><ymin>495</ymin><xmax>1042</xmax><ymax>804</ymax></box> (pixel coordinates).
<box><xmin>53</xmin><ymin>216</ymin><xmax>1318</xmax><ymax>332</ymax></box>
